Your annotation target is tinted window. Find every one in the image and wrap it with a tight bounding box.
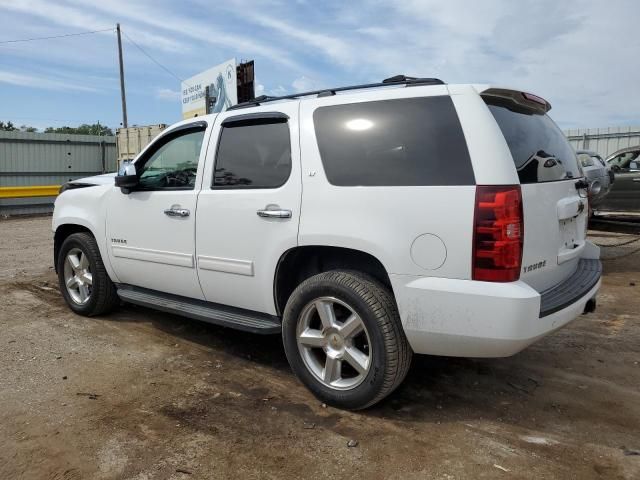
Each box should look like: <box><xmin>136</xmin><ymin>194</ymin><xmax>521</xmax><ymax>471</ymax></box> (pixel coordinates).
<box><xmin>313</xmin><ymin>96</ymin><xmax>474</xmax><ymax>186</ymax></box>
<box><xmin>485</xmin><ymin>97</ymin><xmax>580</xmax><ymax>183</ymax></box>
<box><xmin>138</xmin><ymin>129</ymin><xmax>204</xmax><ymax>190</ymax></box>
<box><xmin>213</xmin><ymin>121</ymin><xmax>291</xmax><ymax>188</ymax></box>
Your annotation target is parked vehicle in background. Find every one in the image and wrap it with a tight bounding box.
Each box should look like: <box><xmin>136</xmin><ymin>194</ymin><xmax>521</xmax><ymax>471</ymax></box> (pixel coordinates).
<box><xmin>52</xmin><ymin>77</ymin><xmax>602</xmax><ymax>410</ymax></box>
<box><xmin>576</xmin><ymin>150</ymin><xmax>612</xmax><ymax>209</ymax></box>
<box><xmin>597</xmin><ymin>146</ymin><xmax>640</xmax><ymax>212</ymax></box>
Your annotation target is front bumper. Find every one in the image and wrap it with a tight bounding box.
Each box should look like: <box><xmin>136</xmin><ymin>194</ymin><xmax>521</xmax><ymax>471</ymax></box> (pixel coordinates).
<box><xmin>391</xmin><ymin>257</ymin><xmax>602</xmax><ymax>358</ymax></box>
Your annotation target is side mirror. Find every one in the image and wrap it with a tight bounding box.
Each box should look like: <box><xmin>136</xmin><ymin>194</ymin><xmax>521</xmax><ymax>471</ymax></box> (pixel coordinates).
<box><xmin>115</xmin><ymin>162</ymin><xmax>138</xmax><ymax>193</ymax></box>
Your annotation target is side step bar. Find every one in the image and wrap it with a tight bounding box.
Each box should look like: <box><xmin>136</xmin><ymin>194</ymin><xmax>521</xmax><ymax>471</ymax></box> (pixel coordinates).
<box><xmin>116</xmin><ymin>285</ymin><xmax>281</xmax><ymax>334</ymax></box>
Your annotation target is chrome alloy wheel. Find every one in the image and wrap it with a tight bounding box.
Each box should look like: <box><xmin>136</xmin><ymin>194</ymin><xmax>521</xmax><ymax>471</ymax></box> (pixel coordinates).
<box><xmin>296</xmin><ymin>297</ymin><xmax>372</xmax><ymax>390</ymax></box>
<box><xmin>63</xmin><ymin>248</ymin><xmax>93</xmax><ymax>305</ymax></box>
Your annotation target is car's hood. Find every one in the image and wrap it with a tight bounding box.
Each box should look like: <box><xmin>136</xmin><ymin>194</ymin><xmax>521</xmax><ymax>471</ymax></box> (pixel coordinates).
<box><xmin>70</xmin><ymin>172</ymin><xmax>116</xmax><ymax>186</ymax></box>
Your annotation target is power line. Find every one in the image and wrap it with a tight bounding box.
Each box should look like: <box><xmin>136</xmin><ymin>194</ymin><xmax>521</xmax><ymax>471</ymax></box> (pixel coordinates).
<box><xmin>0</xmin><ymin>28</ymin><xmax>114</xmax><ymax>45</ymax></box>
<box><xmin>0</xmin><ymin>25</ymin><xmax>187</xmax><ymax>86</ymax></box>
<box><xmin>121</xmin><ymin>29</ymin><xmax>187</xmax><ymax>85</ymax></box>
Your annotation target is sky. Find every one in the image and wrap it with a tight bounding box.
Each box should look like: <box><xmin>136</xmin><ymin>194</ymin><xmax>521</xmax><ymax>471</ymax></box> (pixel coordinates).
<box><xmin>0</xmin><ymin>0</ymin><xmax>638</xmax><ymax>131</ymax></box>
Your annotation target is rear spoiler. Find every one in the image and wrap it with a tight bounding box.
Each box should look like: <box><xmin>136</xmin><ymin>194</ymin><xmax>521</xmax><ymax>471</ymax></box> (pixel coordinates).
<box><xmin>480</xmin><ymin>87</ymin><xmax>551</xmax><ymax>113</ymax></box>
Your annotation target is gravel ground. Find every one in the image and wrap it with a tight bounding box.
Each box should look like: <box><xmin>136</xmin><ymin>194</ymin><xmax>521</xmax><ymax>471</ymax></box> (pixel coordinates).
<box><xmin>1</xmin><ymin>215</ymin><xmax>639</xmax><ymax>479</ymax></box>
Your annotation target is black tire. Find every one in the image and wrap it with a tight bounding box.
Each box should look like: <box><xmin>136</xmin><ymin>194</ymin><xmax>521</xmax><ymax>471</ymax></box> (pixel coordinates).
<box><xmin>282</xmin><ymin>271</ymin><xmax>412</xmax><ymax>410</ymax></box>
<box><xmin>57</xmin><ymin>232</ymin><xmax>119</xmax><ymax>316</ymax></box>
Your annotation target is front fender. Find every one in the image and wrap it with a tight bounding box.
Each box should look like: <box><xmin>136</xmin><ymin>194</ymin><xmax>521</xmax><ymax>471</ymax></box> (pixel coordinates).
<box><xmin>53</xmin><ymin>185</ymin><xmax>120</xmax><ymax>283</ymax></box>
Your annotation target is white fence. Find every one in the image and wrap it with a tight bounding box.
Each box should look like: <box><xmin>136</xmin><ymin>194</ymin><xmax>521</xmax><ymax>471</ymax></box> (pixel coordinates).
<box><xmin>564</xmin><ymin>126</ymin><xmax>640</xmax><ymax>158</ymax></box>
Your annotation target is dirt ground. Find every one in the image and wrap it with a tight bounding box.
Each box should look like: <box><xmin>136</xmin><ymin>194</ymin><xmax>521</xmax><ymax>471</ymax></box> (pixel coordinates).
<box><xmin>1</xmin><ymin>216</ymin><xmax>639</xmax><ymax>480</ymax></box>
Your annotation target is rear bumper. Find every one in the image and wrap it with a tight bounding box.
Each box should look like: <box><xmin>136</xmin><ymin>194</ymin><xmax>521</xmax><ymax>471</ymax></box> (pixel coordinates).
<box><xmin>539</xmin><ymin>259</ymin><xmax>601</xmax><ymax>317</ymax></box>
<box><xmin>391</xmin><ymin>257</ymin><xmax>602</xmax><ymax>358</ymax></box>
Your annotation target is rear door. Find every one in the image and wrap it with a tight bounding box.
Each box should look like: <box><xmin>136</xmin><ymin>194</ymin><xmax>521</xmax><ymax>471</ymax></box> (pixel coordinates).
<box><xmin>195</xmin><ymin>103</ymin><xmax>301</xmax><ymax>315</ymax></box>
<box><xmin>482</xmin><ymin>92</ymin><xmax>587</xmax><ymax>291</ymax></box>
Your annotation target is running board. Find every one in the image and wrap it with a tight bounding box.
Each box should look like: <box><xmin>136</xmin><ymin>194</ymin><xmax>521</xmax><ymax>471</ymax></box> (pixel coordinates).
<box><xmin>116</xmin><ymin>285</ymin><xmax>281</xmax><ymax>334</ymax></box>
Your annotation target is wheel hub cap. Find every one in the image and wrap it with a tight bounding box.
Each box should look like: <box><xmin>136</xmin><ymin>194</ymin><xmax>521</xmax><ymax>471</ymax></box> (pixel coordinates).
<box><xmin>63</xmin><ymin>248</ymin><xmax>93</xmax><ymax>305</ymax></box>
<box><xmin>296</xmin><ymin>297</ymin><xmax>371</xmax><ymax>391</ymax></box>
<box><xmin>325</xmin><ymin>330</ymin><xmax>345</xmax><ymax>353</ymax></box>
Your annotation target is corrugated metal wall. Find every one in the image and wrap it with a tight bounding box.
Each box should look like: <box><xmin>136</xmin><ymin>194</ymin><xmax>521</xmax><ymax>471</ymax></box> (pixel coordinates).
<box><xmin>564</xmin><ymin>126</ymin><xmax>640</xmax><ymax>158</ymax></box>
<box><xmin>0</xmin><ymin>131</ymin><xmax>116</xmax><ymax>216</ymax></box>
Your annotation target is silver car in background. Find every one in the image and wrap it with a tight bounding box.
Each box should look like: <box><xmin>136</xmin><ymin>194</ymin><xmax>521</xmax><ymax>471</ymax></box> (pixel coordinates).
<box><xmin>576</xmin><ymin>150</ymin><xmax>613</xmax><ymax>209</ymax></box>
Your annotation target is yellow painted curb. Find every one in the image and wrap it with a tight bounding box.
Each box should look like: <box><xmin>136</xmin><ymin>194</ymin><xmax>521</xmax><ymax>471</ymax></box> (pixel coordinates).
<box><xmin>0</xmin><ymin>185</ymin><xmax>60</xmax><ymax>199</ymax></box>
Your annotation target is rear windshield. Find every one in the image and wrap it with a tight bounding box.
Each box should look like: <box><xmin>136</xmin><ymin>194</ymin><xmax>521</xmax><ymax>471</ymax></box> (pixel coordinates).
<box><xmin>484</xmin><ymin>96</ymin><xmax>580</xmax><ymax>183</ymax></box>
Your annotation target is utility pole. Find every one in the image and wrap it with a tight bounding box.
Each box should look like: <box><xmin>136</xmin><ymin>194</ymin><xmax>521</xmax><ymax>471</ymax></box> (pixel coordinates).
<box><xmin>116</xmin><ymin>23</ymin><xmax>128</xmax><ymax>128</ymax></box>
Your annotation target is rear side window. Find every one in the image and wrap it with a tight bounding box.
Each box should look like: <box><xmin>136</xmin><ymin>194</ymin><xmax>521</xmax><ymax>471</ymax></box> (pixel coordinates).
<box><xmin>213</xmin><ymin>120</ymin><xmax>291</xmax><ymax>188</ymax></box>
<box><xmin>484</xmin><ymin>97</ymin><xmax>580</xmax><ymax>183</ymax></box>
<box><xmin>313</xmin><ymin>96</ymin><xmax>474</xmax><ymax>186</ymax></box>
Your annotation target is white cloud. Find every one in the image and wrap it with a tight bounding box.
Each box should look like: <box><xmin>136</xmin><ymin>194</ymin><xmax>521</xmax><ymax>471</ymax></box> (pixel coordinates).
<box><xmin>155</xmin><ymin>87</ymin><xmax>181</xmax><ymax>101</ymax></box>
<box><xmin>291</xmin><ymin>76</ymin><xmax>317</xmax><ymax>93</ymax></box>
<box><xmin>244</xmin><ymin>13</ymin><xmax>353</xmax><ymax>66</ymax></box>
<box><xmin>272</xmin><ymin>0</ymin><xmax>640</xmax><ymax>127</ymax></box>
<box><xmin>0</xmin><ymin>70</ymin><xmax>100</xmax><ymax>92</ymax></box>
<box><xmin>253</xmin><ymin>77</ymin><xmax>266</xmax><ymax>96</ymax></box>
<box><xmin>0</xmin><ymin>0</ymin><xmax>184</xmax><ymax>52</ymax></box>
<box><xmin>66</xmin><ymin>0</ymin><xmax>301</xmax><ymax>69</ymax></box>
<box><xmin>269</xmin><ymin>85</ymin><xmax>288</xmax><ymax>97</ymax></box>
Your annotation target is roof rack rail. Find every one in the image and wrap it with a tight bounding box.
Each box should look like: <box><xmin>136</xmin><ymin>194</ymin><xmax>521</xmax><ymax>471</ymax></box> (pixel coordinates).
<box><xmin>227</xmin><ymin>75</ymin><xmax>445</xmax><ymax>110</ymax></box>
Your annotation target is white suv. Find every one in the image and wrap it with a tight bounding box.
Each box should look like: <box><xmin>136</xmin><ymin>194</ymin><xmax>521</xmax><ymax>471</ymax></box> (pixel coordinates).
<box><xmin>53</xmin><ymin>77</ymin><xmax>601</xmax><ymax>410</ymax></box>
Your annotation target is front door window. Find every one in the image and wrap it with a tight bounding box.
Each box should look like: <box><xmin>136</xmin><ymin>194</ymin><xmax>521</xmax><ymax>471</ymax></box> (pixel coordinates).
<box><xmin>138</xmin><ymin>130</ymin><xmax>205</xmax><ymax>190</ymax></box>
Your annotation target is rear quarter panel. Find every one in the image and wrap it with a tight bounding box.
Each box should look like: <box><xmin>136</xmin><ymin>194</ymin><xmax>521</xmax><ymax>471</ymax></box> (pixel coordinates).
<box><xmin>448</xmin><ymin>84</ymin><xmax>519</xmax><ymax>185</ymax></box>
<box><xmin>298</xmin><ymin>86</ymin><xmax>475</xmax><ymax>279</ymax></box>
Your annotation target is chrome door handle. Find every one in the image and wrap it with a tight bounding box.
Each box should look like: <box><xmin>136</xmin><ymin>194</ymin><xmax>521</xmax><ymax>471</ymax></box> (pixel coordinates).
<box><xmin>632</xmin><ymin>178</ymin><xmax>640</xmax><ymax>182</ymax></box>
<box><xmin>164</xmin><ymin>207</ymin><xmax>190</xmax><ymax>217</ymax></box>
<box><xmin>257</xmin><ymin>207</ymin><xmax>292</xmax><ymax>218</ymax></box>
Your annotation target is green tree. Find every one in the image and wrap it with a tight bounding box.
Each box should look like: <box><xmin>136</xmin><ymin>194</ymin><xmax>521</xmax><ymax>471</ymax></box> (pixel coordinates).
<box><xmin>44</xmin><ymin>123</ymin><xmax>113</xmax><ymax>136</ymax></box>
<box><xmin>0</xmin><ymin>121</ymin><xmax>17</xmax><ymax>131</ymax></box>
<box><xmin>20</xmin><ymin>124</ymin><xmax>38</xmax><ymax>132</ymax></box>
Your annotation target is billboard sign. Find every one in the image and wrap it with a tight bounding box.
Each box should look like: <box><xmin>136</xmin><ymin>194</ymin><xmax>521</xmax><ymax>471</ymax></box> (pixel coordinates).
<box><xmin>181</xmin><ymin>58</ymin><xmax>237</xmax><ymax>119</ymax></box>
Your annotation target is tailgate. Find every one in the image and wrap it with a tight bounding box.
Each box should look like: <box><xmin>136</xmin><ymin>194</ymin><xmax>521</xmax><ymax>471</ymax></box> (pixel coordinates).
<box><xmin>482</xmin><ymin>89</ymin><xmax>587</xmax><ymax>291</ymax></box>
<box><xmin>520</xmin><ymin>181</ymin><xmax>588</xmax><ymax>291</ymax></box>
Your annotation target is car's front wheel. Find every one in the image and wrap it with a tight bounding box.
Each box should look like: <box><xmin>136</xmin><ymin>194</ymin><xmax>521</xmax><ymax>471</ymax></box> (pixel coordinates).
<box><xmin>57</xmin><ymin>232</ymin><xmax>119</xmax><ymax>316</ymax></box>
<box><xmin>282</xmin><ymin>271</ymin><xmax>412</xmax><ymax>410</ymax></box>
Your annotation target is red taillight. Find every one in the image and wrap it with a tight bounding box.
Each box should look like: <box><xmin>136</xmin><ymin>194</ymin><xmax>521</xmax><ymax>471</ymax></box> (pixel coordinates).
<box><xmin>472</xmin><ymin>185</ymin><xmax>523</xmax><ymax>282</ymax></box>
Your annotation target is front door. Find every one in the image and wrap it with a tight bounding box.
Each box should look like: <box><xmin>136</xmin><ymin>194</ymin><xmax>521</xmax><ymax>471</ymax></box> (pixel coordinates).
<box><xmin>196</xmin><ymin>104</ymin><xmax>301</xmax><ymax>314</ymax></box>
<box><xmin>602</xmin><ymin>150</ymin><xmax>640</xmax><ymax>212</ymax></box>
<box><xmin>106</xmin><ymin>122</ymin><xmax>210</xmax><ymax>299</ymax></box>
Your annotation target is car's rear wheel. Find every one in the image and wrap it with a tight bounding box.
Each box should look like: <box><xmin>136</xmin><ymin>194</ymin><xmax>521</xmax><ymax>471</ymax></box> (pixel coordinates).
<box><xmin>282</xmin><ymin>271</ymin><xmax>412</xmax><ymax>410</ymax></box>
<box><xmin>57</xmin><ymin>232</ymin><xmax>119</xmax><ymax>316</ymax></box>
